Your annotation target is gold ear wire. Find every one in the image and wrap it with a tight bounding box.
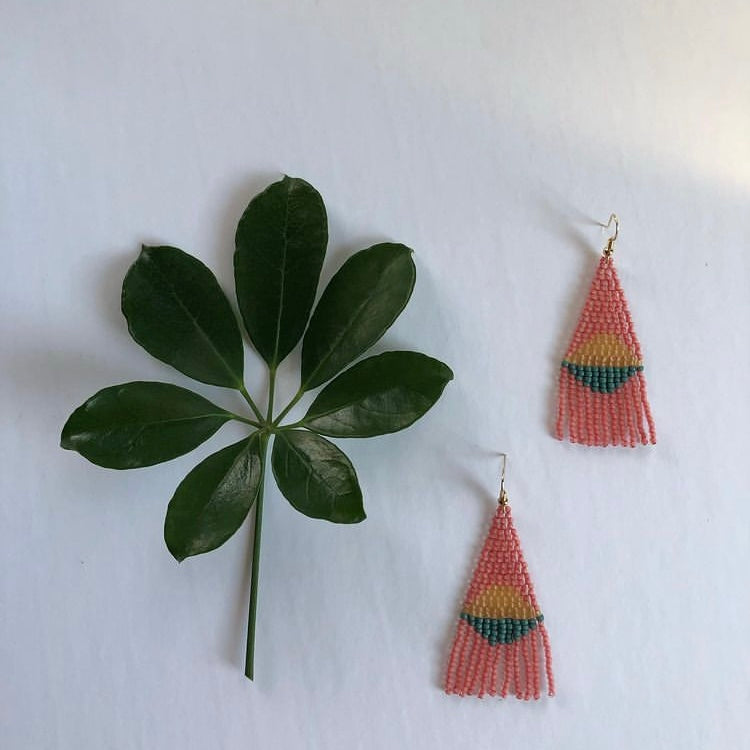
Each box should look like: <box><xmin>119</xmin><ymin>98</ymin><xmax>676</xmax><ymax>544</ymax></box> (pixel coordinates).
<box><xmin>601</xmin><ymin>213</ymin><xmax>619</xmax><ymax>257</ymax></box>
<box><xmin>498</xmin><ymin>453</ymin><xmax>509</xmax><ymax>506</ymax></box>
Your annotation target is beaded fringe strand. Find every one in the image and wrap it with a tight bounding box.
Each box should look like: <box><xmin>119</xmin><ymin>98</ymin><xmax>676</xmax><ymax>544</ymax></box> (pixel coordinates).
<box><xmin>444</xmin><ymin>504</ymin><xmax>554</xmax><ymax>699</ymax></box>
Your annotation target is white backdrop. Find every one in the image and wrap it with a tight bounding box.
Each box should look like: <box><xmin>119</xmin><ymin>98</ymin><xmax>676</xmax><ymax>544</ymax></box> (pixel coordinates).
<box><xmin>2</xmin><ymin>2</ymin><xmax>749</xmax><ymax>748</ymax></box>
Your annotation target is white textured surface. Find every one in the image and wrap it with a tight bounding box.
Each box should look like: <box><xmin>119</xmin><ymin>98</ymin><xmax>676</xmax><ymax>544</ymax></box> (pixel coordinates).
<box><xmin>2</xmin><ymin>2</ymin><xmax>749</xmax><ymax>748</ymax></box>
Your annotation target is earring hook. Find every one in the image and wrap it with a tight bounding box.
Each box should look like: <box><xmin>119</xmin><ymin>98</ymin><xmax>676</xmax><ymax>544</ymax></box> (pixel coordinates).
<box><xmin>498</xmin><ymin>453</ymin><xmax>509</xmax><ymax>506</ymax></box>
<box><xmin>601</xmin><ymin>213</ymin><xmax>619</xmax><ymax>257</ymax></box>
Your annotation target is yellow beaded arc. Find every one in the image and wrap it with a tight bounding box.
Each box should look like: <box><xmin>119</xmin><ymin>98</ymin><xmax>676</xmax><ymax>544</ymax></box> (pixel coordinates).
<box><xmin>444</xmin><ymin>455</ymin><xmax>554</xmax><ymax>699</ymax></box>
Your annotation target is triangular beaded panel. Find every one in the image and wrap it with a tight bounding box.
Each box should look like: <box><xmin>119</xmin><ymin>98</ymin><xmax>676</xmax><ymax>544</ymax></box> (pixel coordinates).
<box><xmin>444</xmin><ymin>505</ymin><xmax>554</xmax><ymax>699</ymax></box>
<box><xmin>555</xmin><ymin>256</ymin><xmax>656</xmax><ymax>446</ymax></box>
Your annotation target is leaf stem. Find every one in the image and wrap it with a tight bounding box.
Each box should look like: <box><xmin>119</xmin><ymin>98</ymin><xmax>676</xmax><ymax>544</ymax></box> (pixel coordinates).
<box><xmin>239</xmin><ymin>384</ymin><xmax>264</xmax><ymax>422</ymax></box>
<box><xmin>273</xmin><ymin>387</ymin><xmax>305</xmax><ymax>426</ymax></box>
<box><xmin>279</xmin><ymin>419</ymin><xmax>304</xmax><ymax>430</ymax></box>
<box><xmin>245</xmin><ymin>365</ymin><xmax>277</xmax><ymax>680</ymax></box>
<box><xmin>229</xmin><ymin>413</ymin><xmax>263</xmax><ymax>429</ymax></box>
<box><xmin>266</xmin><ymin>367</ymin><xmax>277</xmax><ymax>422</ymax></box>
<box><xmin>245</xmin><ymin>431</ymin><xmax>270</xmax><ymax>680</ymax></box>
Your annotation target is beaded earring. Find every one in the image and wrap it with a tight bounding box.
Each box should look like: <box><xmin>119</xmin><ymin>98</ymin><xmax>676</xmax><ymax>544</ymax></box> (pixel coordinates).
<box><xmin>444</xmin><ymin>455</ymin><xmax>554</xmax><ymax>699</ymax></box>
<box><xmin>555</xmin><ymin>214</ymin><xmax>656</xmax><ymax>447</ymax></box>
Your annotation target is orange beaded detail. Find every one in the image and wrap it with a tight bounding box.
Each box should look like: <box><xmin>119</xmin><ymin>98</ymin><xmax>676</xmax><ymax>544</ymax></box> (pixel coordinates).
<box><xmin>444</xmin><ymin>504</ymin><xmax>554</xmax><ymax>699</ymax></box>
<box><xmin>555</xmin><ymin>255</ymin><xmax>656</xmax><ymax>446</ymax></box>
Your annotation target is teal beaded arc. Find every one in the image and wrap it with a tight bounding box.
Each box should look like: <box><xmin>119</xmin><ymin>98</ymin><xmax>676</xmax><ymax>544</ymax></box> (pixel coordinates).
<box><xmin>561</xmin><ymin>362</ymin><xmax>644</xmax><ymax>394</ymax></box>
<box><xmin>459</xmin><ymin>612</ymin><xmax>544</xmax><ymax>646</ymax></box>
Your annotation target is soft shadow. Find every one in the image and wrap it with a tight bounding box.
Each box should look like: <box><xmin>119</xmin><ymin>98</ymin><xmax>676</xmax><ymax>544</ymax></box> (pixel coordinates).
<box><xmin>93</xmin><ymin>247</ymin><xmax>137</xmax><ymax>337</ymax></box>
<box><xmin>537</xmin><ymin>199</ymin><xmax>603</xmax><ymax>438</ymax></box>
<box><xmin>219</xmin><ymin>505</ymin><xmax>258</xmax><ymax>672</ymax></box>
<box><xmin>431</xmin><ymin>456</ymin><xmax>497</xmax><ymax>690</ymax></box>
<box><xmin>5</xmin><ymin>345</ymin><xmax>157</xmax><ymax>403</ymax></box>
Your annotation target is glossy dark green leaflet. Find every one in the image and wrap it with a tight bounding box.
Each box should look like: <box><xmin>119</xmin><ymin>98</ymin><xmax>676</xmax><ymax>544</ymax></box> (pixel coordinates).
<box><xmin>122</xmin><ymin>245</ymin><xmax>244</xmax><ymax>388</ymax></box>
<box><xmin>165</xmin><ymin>434</ymin><xmax>263</xmax><ymax>561</ymax></box>
<box><xmin>61</xmin><ymin>381</ymin><xmax>232</xmax><ymax>469</ymax></box>
<box><xmin>234</xmin><ymin>176</ymin><xmax>327</xmax><ymax>368</ymax></box>
<box><xmin>301</xmin><ymin>243</ymin><xmax>415</xmax><ymax>390</ymax></box>
<box><xmin>303</xmin><ymin>351</ymin><xmax>453</xmax><ymax>437</ymax></box>
<box><xmin>271</xmin><ymin>430</ymin><xmax>364</xmax><ymax>523</ymax></box>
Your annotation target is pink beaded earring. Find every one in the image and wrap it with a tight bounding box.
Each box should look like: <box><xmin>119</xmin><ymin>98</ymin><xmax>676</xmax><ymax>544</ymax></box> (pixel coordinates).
<box><xmin>444</xmin><ymin>455</ymin><xmax>554</xmax><ymax>699</ymax></box>
<box><xmin>555</xmin><ymin>214</ymin><xmax>656</xmax><ymax>447</ymax></box>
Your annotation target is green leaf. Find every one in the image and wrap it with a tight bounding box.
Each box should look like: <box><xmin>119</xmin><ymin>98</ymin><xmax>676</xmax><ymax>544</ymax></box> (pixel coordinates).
<box><xmin>302</xmin><ymin>351</ymin><xmax>453</xmax><ymax>437</ymax></box>
<box><xmin>234</xmin><ymin>176</ymin><xmax>328</xmax><ymax>368</ymax></box>
<box><xmin>164</xmin><ymin>434</ymin><xmax>263</xmax><ymax>562</ymax></box>
<box><xmin>301</xmin><ymin>243</ymin><xmax>415</xmax><ymax>390</ymax></box>
<box><xmin>271</xmin><ymin>430</ymin><xmax>364</xmax><ymax>523</ymax></box>
<box><xmin>61</xmin><ymin>382</ymin><xmax>232</xmax><ymax>469</ymax></box>
<box><xmin>122</xmin><ymin>245</ymin><xmax>244</xmax><ymax>388</ymax></box>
